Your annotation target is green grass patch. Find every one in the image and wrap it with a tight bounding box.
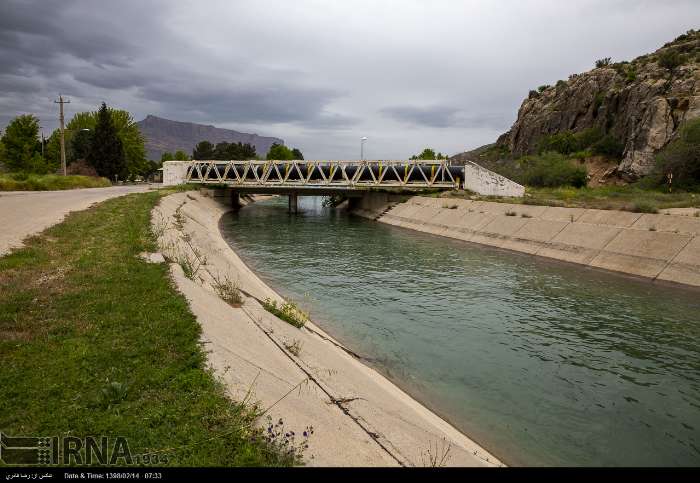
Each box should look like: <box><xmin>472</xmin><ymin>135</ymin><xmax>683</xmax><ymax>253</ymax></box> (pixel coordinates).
<box><xmin>0</xmin><ymin>173</ymin><xmax>111</xmax><ymax>191</ymax></box>
<box><xmin>0</xmin><ymin>191</ymin><xmax>298</xmax><ymax>466</ymax></box>
<box><xmin>439</xmin><ymin>185</ymin><xmax>699</xmax><ymax>212</ymax></box>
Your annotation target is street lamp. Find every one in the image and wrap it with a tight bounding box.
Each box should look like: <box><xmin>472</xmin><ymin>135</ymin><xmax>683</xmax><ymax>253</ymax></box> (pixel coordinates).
<box><xmin>360</xmin><ymin>136</ymin><xmax>368</xmax><ymax>160</ymax></box>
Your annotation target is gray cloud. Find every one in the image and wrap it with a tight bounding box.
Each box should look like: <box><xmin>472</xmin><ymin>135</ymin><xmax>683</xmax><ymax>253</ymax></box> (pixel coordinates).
<box><xmin>381</xmin><ymin>105</ymin><xmax>509</xmax><ymax>130</ymax></box>
<box><xmin>1</xmin><ymin>0</ymin><xmax>699</xmax><ymax>158</ymax></box>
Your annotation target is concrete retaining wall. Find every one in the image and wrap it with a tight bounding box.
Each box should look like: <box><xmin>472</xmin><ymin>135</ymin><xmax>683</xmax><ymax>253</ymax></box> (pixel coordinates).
<box><xmin>162</xmin><ymin>161</ymin><xmax>190</xmax><ymax>186</ymax></box>
<box><xmin>374</xmin><ymin>196</ymin><xmax>700</xmax><ymax>288</ymax></box>
<box><xmin>462</xmin><ymin>161</ymin><xmax>525</xmax><ymax>197</ymax></box>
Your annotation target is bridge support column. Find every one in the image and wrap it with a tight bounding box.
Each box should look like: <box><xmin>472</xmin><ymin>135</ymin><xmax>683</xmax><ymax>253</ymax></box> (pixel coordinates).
<box><xmin>230</xmin><ymin>190</ymin><xmax>241</xmax><ymax>211</ymax></box>
<box><xmin>288</xmin><ymin>193</ymin><xmax>298</xmax><ymax>214</ymax></box>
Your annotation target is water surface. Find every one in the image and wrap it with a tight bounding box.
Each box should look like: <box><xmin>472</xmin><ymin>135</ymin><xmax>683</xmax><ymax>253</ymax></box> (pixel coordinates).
<box><xmin>221</xmin><ymin>196</ymin><xmax>700</xmax><ymax>466</ymax></box>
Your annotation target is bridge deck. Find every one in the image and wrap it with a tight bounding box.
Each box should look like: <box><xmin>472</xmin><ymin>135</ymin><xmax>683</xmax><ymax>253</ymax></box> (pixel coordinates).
<box><xmin>185</xmin><ymin>160</ymin><xmax>461</xmax><ymax>190</ymax></box>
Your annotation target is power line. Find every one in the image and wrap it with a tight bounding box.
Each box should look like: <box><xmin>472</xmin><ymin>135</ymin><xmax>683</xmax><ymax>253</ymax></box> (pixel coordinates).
<box><xmin>54</xmin><ymin>95</ymin><xmax>71</xmax><ymax>176</ymax></box>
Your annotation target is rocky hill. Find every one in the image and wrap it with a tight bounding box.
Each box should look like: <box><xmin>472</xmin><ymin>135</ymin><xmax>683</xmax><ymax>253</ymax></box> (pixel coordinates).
<box><xmin>136</xmin><ymin>115</ymin><xmax>283</xmax><ymax>160</ymax></box>
<box><xmin>456</xmin><ymin>29</ymin><xmax>700</xmax><ymax>180</ymax></box>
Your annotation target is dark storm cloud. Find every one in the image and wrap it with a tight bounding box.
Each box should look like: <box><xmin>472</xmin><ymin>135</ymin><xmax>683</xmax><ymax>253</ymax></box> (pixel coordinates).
<box><xmin>1</xmin><ymin>0</ymin><xmax>699</xmax><ymax>158</ymax></box>
<box><xmin>0</xmin><ymin>0</ymin><xmax>342</xmax><ymax>129</ymax></box>
<box><xmin>141</xmin><ymin>81</ymin><xmax>347</xmax><ymax>125</ymax></box>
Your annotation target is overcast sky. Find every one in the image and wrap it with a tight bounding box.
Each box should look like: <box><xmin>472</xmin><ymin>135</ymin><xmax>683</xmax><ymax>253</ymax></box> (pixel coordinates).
<box><xmin>1</xmin><ymin>0</ymin><xmax>698</xmax><ymax>159</ymax></box>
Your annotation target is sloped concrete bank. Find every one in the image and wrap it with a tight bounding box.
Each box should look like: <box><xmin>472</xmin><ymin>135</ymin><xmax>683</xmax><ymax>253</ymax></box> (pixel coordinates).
<box><xmin>151</xmin><ymin>191</ymin><xmax>503</xmax><ymax>467</ymax></box>
<box><xmin>357</xmin><ymin>196</ymin><xmax>700</xmax><ymax>288</ymax></box>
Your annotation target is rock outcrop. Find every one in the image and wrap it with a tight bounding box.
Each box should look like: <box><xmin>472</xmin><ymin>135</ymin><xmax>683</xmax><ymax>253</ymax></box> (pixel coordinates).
<box><xmin>497</xmin><ymin>30</ymin><xmax>700</xmax><ymax>178</ymax></box>
<box><xmin>136</xmin><ymin>115</ymin><xmax>283</xmax><ymax>161</ymax></box>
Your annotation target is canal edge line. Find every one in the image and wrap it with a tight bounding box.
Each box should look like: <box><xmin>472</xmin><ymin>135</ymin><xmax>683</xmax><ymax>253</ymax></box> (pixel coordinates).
<box><xmin>354</xmin><ymin>195</ymin><xmax>700</xmax><ymax>290</ymax></box>
<box><xmin>151</xmin><ymin>191</ymin><xmax>506</xmax><ymax>467</ymax></box>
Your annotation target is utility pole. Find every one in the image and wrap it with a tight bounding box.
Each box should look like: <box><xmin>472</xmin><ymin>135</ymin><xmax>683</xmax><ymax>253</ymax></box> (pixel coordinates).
<box><xmin>54</xmin><ymin>95</ymin><xmax>70</xmax><ymax>176</ymax></box>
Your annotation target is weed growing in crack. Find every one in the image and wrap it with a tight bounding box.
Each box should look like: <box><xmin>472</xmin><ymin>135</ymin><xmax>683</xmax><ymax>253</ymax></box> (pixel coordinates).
<box><xmin>421</xmin><ymin>438</ymin><xmax>452</xmax><ymax>467</ymax></box>
<box><xmin>262</xmin><ymin>298</ymin><xmax>309</xmax><ymax>328</ymax></box>
<box><xmin>284</xmin><ymin>339</ymin><xmax>303</xmax><ymax>357</ymax></box>
<box><xmin>251</xmin><ymin>416</ymin><xmax>312</xmax><ymax>462</ymax></box>
<box><xmin>211</xmin><ymin>272</ymin><xmax>244</xmax><ymax>307</ymax></box>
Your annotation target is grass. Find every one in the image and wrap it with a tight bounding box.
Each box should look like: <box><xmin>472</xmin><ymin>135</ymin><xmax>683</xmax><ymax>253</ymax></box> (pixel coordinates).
<box><xmin>0</xmin><ymin>191</ymin><xmax>298</xmax><ymax>466</ymax></box>
<box><xmin>439</xmin><ymin>185</ymin><xmax>699</xmax><ymax>212</ymax></box>
<box><xmin>0</xmin><ymin>173</ymin><xmax>111</xmax><ymax>191</ymax></box>
<box><xmin>262</xmin><ymin>298</ymin><xmax>309</xmax><ymax>329</ymax></box>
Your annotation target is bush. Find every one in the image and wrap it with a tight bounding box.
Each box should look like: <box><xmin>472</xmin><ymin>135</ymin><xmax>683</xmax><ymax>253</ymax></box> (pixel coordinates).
<box><xmin>631</xmin><ymin>201</ymin><xmax>658</xmax><ymax>213</ymax></box>
<box><xmin>574</xmin><ymin>127</ymin><xmax>604</xmax><ymax>149</ymax></box>
<box><xmin>0</xmin><ymin>174</ymin><xmax>111</xmax><ymax>191</ymax></box>
<box><xmin>658</xmin><ymin>49</ymin><xmax>683</xmax><ymax>70</ymax></box>
<box><xmin>652</xmin><ymin>118</ymin><xmax>700</xmax><ymax>190</ymax></box>
<box><xmin>537</xmin><ymin>131</ymin><xmax>579</xmax><ymax>155</ymax></box>
<box><xmin>537</xmin><ymin>84</ymin><xmax>551</xmax><ymax>93</ymax></box>
<box><xmin>595</xmin><ymin>57</ymin><xmax>612</xmax><ymax>68</ymax></box>
<box><xmin>591</xmin><ymin>134</ymin><xmax>624</xmax><ymax>158</ymax></box>
<box><xmin>521</xmin><ymin>152</ymin><xmax>588</xmax><ymax>188</ymax></box>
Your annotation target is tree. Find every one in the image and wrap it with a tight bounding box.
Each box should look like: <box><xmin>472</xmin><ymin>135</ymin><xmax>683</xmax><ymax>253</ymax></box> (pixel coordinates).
<box><xmin>266</xmin><ymin>143</ymin><xmax>294</xmax><ymax>160</ymax></box>
<box><xmin>45</xmin><ymin>107</ymin><xmax>147</xmax><ymax>178</ymax></box>
<box><xmin>108</xmin><ymin>109</ymin><xmax>148</xmax><ymax>179</ymax></box>
<box><xmin>0</xmin><ymin>114</ymin><xmax>45</xmax><ymax>173</ymax></box>
<box><xmin>0</xmin><ymin>138</ymin><xmax>6</xmax><ymax>171</ymax></box>
<box><xmin>69</xmin><ymin>129</ymin><xmax>93</xmax><ymax>164</ymax></box>
<box><xmin>161</xmin><ymin>150</ymin><xmax>190</xmax><ymax>162</ymax></box>
<box><xmin>193</xmin><ymin>141</ymin><xmax>215</xmax><ymax>159</ymax></box>
<box><xmin>409</xmin><ymin>148</ymin><xmax>448</xmax><ymax>160</ymax></box>
<box><xmin>88</xmin><ymin>102</ymin><xmax>127</xmax><ymax>180</ymax></box>
<box><xmin>291</xmin><ymin>148</ymin><xmax>304</xmax><ymax>160</ymax></box>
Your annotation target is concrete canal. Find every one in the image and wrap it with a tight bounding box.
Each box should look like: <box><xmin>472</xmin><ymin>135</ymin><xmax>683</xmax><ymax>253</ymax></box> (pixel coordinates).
<box><xmin>220</xmin><ymin>196</ymin><xmax>700</xmax><ymax>466</ymax></box>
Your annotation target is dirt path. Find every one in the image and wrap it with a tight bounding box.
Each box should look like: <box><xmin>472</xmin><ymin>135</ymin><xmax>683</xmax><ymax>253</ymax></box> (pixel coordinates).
<box><xmin>0</xmin><ymin>185</ymin><xmax>153</xmax><ymax>256</ymax></box>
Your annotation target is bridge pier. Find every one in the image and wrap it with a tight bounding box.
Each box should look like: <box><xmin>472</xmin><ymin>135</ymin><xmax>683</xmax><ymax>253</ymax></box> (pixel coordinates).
<box><xmin>230</xmin><ymin>190</ymin><xmax>241</xmax><ymax>211</ymax></box>
<box><xmin>288</xmin><ymin>193</ymin><xmax>299</xmax><ymax>214</ymax></box>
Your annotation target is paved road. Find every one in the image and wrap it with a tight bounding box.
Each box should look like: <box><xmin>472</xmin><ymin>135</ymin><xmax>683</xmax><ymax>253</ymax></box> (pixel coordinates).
<box><xmin>0</xmin><ymin>185</ymin><xmax>153</xmax><ymax>256</ymax></box>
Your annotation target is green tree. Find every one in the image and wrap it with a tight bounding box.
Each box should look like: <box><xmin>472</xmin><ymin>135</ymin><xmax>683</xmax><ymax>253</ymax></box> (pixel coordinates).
<box><xmin>108</xmin><ymin>109</ymin><xmax>147</xmax><ymax>179</ymax></box>
<box><xmin>0</xmin><ymin>137</ymin><xmax>6</xmax><ymax>171</ymax></box>
<box><xmin>193</xmin><ymin>141</ymin><xmax>215</xmax><ymax>159</ymax></box>
<box><xmin>88</xmin><ymin>102</ymin><xmax>127</xmax><ymax>180</ymax></box>
<box><xmin>161</xmin><ymin>150</ymin><xmax>190</xmax><ymax>162</ymax></box>
<box><xmin>0</xmin><ymin>114</ymin><xmax>46</xmax><ymax>173</ymax></box>
<box><xmin>46</xmin><ymin>108</ymin><xmax>147</xmax><ymax>178</ymax></box>
<box><xmin>291</xmin><ymin>148</ymin><xmax>304</xmax><ymax>160</ymax></box>
<box><xmin>410</xmin><ymin>148</ymin><xmax>447</xmax><ymax>160</ymax></box>
<box><xmin>69</xmin><ymin>129</ymin><xmax>93</xmax><ymax>164</ymax></box>
<box><xmin>266</xmin><ymin>143</ymin><xmax>294</xmax><ymax>160</ymax></box>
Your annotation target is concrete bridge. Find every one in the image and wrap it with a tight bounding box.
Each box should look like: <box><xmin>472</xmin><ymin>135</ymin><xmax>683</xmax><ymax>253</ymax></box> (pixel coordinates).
<box><xmin>162</xmin><ymin>159</ymin><xmax>524</xmax><ymax>212</ymax></box>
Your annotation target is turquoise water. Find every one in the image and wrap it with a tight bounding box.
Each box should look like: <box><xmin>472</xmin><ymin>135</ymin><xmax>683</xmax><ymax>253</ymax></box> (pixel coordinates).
<box><xmin>220</xmin><ymin>196</ymin><xmax>700</xmax><ymax>466</ymax></box>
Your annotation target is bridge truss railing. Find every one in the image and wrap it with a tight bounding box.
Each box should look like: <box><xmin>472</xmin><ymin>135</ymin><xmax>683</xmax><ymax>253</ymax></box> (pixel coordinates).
<box><xmin>185</xmin><ymin>160</ymin><xmax>461</xmax><ymax>189</ymax></box>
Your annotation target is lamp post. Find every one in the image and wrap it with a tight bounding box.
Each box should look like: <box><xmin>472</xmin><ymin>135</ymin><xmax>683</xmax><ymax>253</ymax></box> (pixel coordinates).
<box><xmin>360</xmin><ymin>136</ymin><xmax>368</xmax><ymax>160</ymax></box>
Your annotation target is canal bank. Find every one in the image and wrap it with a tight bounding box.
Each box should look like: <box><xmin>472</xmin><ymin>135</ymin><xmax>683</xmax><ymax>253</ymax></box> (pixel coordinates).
<box><xmin>352</xmin><ymin>194</ymin><xmax>700</xmax><ymax>289</ymax></box>
<box><xmin>220</xmin><ymin>196</ymin><xmax>700</xmax><ymax>466</ymax></box>
<box><xmin>151</xmin><ymin>191</ymin><xmax>503</xmax><ymax>467</ymax></box>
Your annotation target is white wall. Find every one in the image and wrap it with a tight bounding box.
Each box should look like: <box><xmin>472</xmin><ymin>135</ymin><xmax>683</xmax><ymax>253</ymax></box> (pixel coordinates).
<box><xmin>462</xmin><ymin>161</ymin><xmax>525</xmax><ymax>197</ymax></box>
<box><xmin>162</xmin><ymin>161</ymin><xmax>190</xmax><ymax>186</ymax></box>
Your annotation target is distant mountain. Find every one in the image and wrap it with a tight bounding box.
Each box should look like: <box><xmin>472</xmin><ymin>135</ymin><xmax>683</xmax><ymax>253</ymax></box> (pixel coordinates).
<box><xmin>136</xmin><ymin>115</ymin><xmax>284</xmax><ymax>160</ymax></box>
